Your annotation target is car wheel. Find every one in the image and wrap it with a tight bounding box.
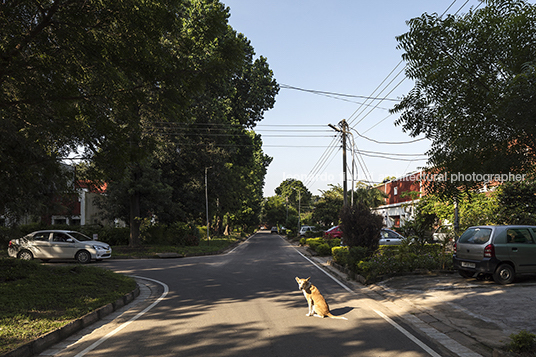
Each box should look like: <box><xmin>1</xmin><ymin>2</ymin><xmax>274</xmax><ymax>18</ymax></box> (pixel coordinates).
<box><xmin>76</xmin><ymin>250</ymin><xmax>91</xmax><ymax>264</ymax></box>
<box><xmin>458</xmin><ymin>269</ymin><xmax>474</xmax><ymax>279</ymax></box>
<box><xmin>493</xmin><ymin>263</ymin><xmax>515</xmax><ymax>285</ymax></box>
<box><xmin>17</xmin><ymin>250</ymin><xmax>33</xmax><ymax>261</ymax></box>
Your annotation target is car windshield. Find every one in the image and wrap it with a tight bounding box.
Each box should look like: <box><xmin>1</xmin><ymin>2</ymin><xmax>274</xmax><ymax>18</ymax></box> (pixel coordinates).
<box><xmin>458</xmin><ymin>228</ymin><xmax>491</xmax><ymax>244</ymax></box>
<box><xmin>68</xmin><ymin>231</ymin><xmax>93</xmax><ymax>242</ymax></box>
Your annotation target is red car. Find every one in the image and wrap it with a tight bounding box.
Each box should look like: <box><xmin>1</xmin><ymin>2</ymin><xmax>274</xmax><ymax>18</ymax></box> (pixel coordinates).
<box><xmin>324</xmin><ymin>225</ymin><xmax>343</xmax><ymax>239</ymax></box>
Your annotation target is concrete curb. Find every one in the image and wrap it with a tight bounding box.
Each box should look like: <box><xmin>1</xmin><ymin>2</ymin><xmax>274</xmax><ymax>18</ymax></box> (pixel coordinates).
<box><xmin>2</xmin><ymin>285</ymin><xmax>140</xmax><ymax>357</ymax></box>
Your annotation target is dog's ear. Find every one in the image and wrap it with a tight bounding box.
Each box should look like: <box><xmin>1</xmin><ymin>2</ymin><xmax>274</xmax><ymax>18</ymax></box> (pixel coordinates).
<box><xmin>306</xmin><ymin>277</ymin><xmax>310</xmax><ymax>281</ymax></box>
<box><xmin>295</xmin><ymin>277</ymin><xmax>300</xmax><ymax>282</ymax></box>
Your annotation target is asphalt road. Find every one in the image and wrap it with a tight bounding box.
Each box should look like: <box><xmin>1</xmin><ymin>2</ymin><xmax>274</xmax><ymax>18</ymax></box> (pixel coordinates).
<box><xmin>42</xmin><ymin>231</ymin><xmax>454</xmax><ymax>357</ymax></box>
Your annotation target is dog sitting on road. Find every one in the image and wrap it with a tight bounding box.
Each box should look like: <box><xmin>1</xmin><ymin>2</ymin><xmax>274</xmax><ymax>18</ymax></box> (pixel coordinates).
<box><xmin>295</xmin><ymin>277</ymin><xmax>348</xmax><ymax>320</ymax></box>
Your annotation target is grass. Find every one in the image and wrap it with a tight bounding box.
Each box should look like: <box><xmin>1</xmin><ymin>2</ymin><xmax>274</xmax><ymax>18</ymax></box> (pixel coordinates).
<box><xmin>0</xmin><ymin>259</ymin><xmax>136</xmax><ymax>354</ymax></box>
<box><xmin>0</xmin><ymin>235</ymin><xmax>242</xmax><ymax>355</ymax></box>
<box><xmin>111</xmin><ymin>235</ymin><xmax>242</xmax><ymax>258</ymax></box>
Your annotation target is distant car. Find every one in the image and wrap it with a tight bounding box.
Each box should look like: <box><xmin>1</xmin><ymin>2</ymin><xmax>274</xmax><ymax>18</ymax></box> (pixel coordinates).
<box><xmin>453</xmin><ymin>225</ymin><xmax>536</xmax><ymax>284</ymax></box>
<box><xmin>299</xmin><ymin>226</ymin><xmax>315</xmax><ymax>237</ymax></box>
<box><xmin>270</xmin><ymin>227</ymin><xmax>278</xmax><ymax>234</ymax></box>
<box><xmin>324</xmin><ymin>226</ymin><xmax>343</xmax><ymax>239</ymax></box>
<box><xmin>379</xmin><ymin>228</ymin><xmax>405</xmax><ymax>245</ymax></box>
<box><xmin>8</xmin><ymin>230</ymin><xmax>112</xmax><ymax>264</ymax></box>
<box><xmin>432</xmin><ymin>224</ymin><xmax>455</xmax><ymax>243</ymax></box>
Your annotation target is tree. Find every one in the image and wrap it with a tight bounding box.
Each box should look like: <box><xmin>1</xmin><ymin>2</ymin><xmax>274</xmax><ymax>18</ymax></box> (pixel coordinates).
<box><xmin>311</xmin><ymin>185</ymin><xmax>343</xmax><ymax>227</ymax></box>
<box><xmin>496</xmin><ymin>180</ymin><xmax>536</xmax><ymax>225</ymax></box>
<box><xmin>353</xmin><ymin>182</ymin><xmax>388</xmax><ymax>208</ymax></box>
<box><xmin>391</xmin><ymin>0</ymin><xmax>536</xmax><ymax>198</ymax></box>
<box><xmin>339</xmin><ymin>203</ymin><xmax>383</xmax><ymax>251</ymax></box>
<box><xmin>274</xmin><ymin>179</ymin><xmax>312</xmax><ymax>211</ymax></box>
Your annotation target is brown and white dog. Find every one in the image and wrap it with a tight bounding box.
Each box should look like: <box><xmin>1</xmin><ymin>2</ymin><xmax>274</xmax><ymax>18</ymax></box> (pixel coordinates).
<box><xmin>295</xmin><ymin>277</ymin><xmax>348</xmax><ymax>320</ymax></box>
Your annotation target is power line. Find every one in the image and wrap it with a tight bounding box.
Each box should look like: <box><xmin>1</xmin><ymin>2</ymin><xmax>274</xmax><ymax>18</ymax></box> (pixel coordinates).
<box><xmin>280</xmin><ymin>84</ymin><xmax>401</xmax><ymax>102</ymax></box>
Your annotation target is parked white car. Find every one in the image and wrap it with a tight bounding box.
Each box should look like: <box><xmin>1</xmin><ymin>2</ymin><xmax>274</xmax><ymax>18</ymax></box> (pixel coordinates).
<box><xmin>8</xmin><ymin>230</ymin><xmax>112</xmax><ymax>264</ymax></box>
<box><xmin>299</xmin><ymin>226</ymin><xmax>316</xmax><ymax>237</ymax></box>
<box><xmin>379</xmin><ymin>228</ymin><xmax>405</xmax><ymax>245</ymax></box>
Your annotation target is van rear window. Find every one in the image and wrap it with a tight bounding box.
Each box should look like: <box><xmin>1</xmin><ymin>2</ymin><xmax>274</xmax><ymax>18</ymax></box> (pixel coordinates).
<box><xmin>458</xmin><ymin>228</ymin><xmax>491</xmax><ymax>244</ymax></box>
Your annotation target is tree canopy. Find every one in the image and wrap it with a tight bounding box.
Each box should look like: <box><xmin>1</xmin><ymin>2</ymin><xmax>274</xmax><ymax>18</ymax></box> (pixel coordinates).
<box><xmin>392</xmin><ymin>0</ymin><xmax>536</xmax><ymax>197</ymax></box>
<box><xmin>1</xmin><ymin>0</ymin><xmax>279</xmax><ymax>242</ymax></box>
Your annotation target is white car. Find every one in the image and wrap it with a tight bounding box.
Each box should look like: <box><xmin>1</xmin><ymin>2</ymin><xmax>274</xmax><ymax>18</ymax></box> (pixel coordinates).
<box><xmin>379</xmin><ymin>228</ymin><xmax>405</xmax><ymax>245</ymax></box>
<box><xmin>8</xmin><ymin>230</ymin><xmax>112</xmax><ymax>264</ymax></box>
<box><xmin>299</xmin><ymin>226</ymin><xmax>316</xmax><ymax>237</ymax></box>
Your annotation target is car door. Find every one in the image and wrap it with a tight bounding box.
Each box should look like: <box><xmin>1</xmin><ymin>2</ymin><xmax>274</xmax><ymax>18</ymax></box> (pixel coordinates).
<box><xmin>51</xmin><ymin>232</ymin><xmax>77</xmax><ymax>259</ymax></box>
<box><xmin>28</xmin><ymin>232</ymin><xmax>53</xmax><ymax>259</ymax></box>
<box><xmin>506</xmin><ymin>228</ymin><xmax>536</xmax><ymax>273</ymax></box>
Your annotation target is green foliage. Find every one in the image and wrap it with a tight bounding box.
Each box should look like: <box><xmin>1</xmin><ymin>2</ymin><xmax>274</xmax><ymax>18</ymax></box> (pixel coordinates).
<box><xmin>419</xmin><ymin>191</ymin><xmax>498</xmax><ymax>232</ymax></box>
<box><xmin>339</xmin><ymin>202</ymin><xmax>383</xmax><ymax>251</ymax></box>
<box><xmin>392</xmin><ymin>0</ymin><xmax>536</xmax><ymax>198</ymax></box>
<box><xmin>299</xmin><ymin>237</ymin><xmax>306</xmax><ymax>245</ymax></box>
<box><xmin>306</xmin><ymin>238</ymin><xmax>324</xmax><ymax>251</ymax></box>
<box><xmin>328</xmin><ymin>238</ymin><xmax>341</xmax><ymax>248</ymax></box>
<box><xmin>142</xmin><ymin>222</ymin><xmax>200</xmax><ymax>246</ymax></box>
<box><xmin>315</xmin><ymin>243</ymin><xmax>331</xmax><ymax>256</ymax></box>
<box><xmin>0</xmin><ymin>259</ymin><xmax>136</xmax><ymax>354</ymax></box>
<box><xmin>331</xmin><ymin>246</ymin><xmax>349</xmax><ymax>265</ymax></box>
<box><xmin>311</xmin><ymin>184</ymin><xmax>343</xmax><ymax>227</ymax></box>
<box><xmin>355</xmin><ymin>245</ymin><xmax>453</xmax><ymax>283</ymax></box>
<box><xmin>507</xmin><ymin>330</ymin><xmax>536</xmax><ymax>354</ymax></box>
<box><xmin>274</xmin><ymin>179</ymin><xmax>312</xmax><ymax>211</ymax></box>
<box><xmin>496</xmin><ymin>180</ymin><xmax>536</xmax><ymax>225</ymax></box>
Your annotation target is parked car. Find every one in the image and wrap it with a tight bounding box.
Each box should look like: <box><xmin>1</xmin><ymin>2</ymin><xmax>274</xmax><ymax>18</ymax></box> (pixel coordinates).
<box><xmin>299</xmin><ymin>225</ymin><xmax>316</xmax><ymax>237</ymax></box>
<box><xmin>324</xmin><ymin>225</ymin><xmax>343</xmax><ymax>239</ymax></box>
<box><xmin>432</xmin><ymin>224</ymin><xmax>455</xmax><ymax>243</ymax></box>
<box><xmin>8</xmin><ymin>230</ymin><xmax>112</xmax><ymax>264</ymax></box>
<box><xmin>379</xmin><ymin>228</ymin><xmax>405</xmax><ymax>245</ymax></box>
<box><xmin>270</xmin><ymin>226</ymin><xmax>278</xmax><ymax>234</ymax></box>
<box><xmin>453</xmin><ymin>225</ymin><xmax>536</xmax><ymax>284</ymax></box>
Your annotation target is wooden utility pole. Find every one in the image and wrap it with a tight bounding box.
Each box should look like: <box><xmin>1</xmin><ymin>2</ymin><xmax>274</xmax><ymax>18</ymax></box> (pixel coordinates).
<box><xmin>329</xmin><ymin>120</ymin><xmax>349</xmax><ymax>206</ymax></box>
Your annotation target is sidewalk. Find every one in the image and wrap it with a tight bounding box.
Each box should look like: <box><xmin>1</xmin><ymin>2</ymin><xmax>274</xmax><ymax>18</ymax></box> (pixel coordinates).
<box><xmin>297</xmin><ymin>244</ymin><xmax>536</xmax><ymax>357</ymax></box>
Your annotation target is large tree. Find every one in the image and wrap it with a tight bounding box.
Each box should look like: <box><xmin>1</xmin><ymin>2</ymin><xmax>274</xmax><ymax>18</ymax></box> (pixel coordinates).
<box><xmin>391</xmin><ymin>0</ymin><xmax>536</xmax><ymax>197</ymax></box>
<box><xmin>2</xmin><ymin>0</ymin><xmax>278</xmax><ymax>244</ymax></box>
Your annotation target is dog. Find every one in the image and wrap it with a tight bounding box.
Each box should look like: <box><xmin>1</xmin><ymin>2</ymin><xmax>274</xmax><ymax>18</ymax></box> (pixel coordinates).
<box><xmin>295</xmin><ymin>277</ymin><xmax>348</xmax><ymax>320</ymax></box>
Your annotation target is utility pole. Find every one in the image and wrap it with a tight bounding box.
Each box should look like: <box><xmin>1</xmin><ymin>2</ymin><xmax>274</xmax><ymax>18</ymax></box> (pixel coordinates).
<box><xmin>329</xmin><ymin>119</ymin><xmax>349</xmax><ymax>206</ymax></box>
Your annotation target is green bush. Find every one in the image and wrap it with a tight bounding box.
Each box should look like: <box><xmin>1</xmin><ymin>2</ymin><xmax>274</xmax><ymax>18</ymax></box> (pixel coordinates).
<box><xmin>306</xmin><ymin>237</ymin><xmax>324</xmax><ymax>251</ymax></box>
<box><xmin>354</xmin><ymin>244</ymin><xmax>453</xmax><ymax>283</ymax></box>
<box><xmin>327</xmin><ymin>238</ymin><xmax>341</xmax><ymax>247</ymax></box>
<box><xmin>316</xmin><ymin>243</ymin><xmax>331</xmax><ymax>256</ymax></box>
<box><xmin>331</xmin><ymin>246</ymin><xmax>349</xmax><ymax>265</ymax></box>
<box><xmin>507</xmin><ymin>330</ymin><xmax>536</xmax><ymax>354</ymax></box>
<box><xmin>299</xmin><ymin>237</ymin><xmax>306</xmax><ymax>245</ymax></box>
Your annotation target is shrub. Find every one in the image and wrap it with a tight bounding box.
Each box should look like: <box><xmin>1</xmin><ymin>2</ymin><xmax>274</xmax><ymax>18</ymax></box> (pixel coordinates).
<box><xmin>507</xmin><ymin>330</ymin><xmax>536</xmax><ymax>354</ymax></box>
<box><xmin>327</xmin><ymin>238</ymin><xmax>341</xmax><ymax>247</ymax></box>
<box><xmin>354</xmin><ymin>244</ymin><xmax>454</xmax><ymax>283</ymax></box>
<box><xmin>316</xmin><ymin>243</ymin><xmax>331</xmax><ymax>256</ymax></box>
<box><xmin>339</xmin><ymin>202</ymin><xmax>383</xmax><ymax>252</ymax></box>
<box><xmin>331</xmin><ymin>246</ymin><xmax>349</xmax><ymax>265</ymax></box>
<box><xmin>299</xmin><ymin>237</ymin><xmax>306</xmax><ymax>245</ymax></box>
<box><xmin>306</xmin><ymin>237</ymin><xmax>324</xmax><ymax>251</ymax></box>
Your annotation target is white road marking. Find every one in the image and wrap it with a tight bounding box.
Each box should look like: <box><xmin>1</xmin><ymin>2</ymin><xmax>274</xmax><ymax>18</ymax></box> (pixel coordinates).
<box><xmin>286</xmin><ymin>237</ymin><xmax>482</xmax><ymax>357</ymax></box>
<box><xmin>73</xmin><ymin>276</ymin><xmax>169</xmax><ymax>357</ymax></box>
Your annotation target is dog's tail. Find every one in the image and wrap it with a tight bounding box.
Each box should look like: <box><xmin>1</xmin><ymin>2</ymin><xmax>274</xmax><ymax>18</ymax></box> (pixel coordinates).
<box><xmin>327</xmin><ymin>313</ymin><xmax>348</xmax><ymax>320</ymax></box>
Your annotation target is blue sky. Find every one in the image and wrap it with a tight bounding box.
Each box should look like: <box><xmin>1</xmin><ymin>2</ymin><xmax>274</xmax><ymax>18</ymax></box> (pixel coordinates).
<box><xmin>221</xmin><ymin>0</ymin><xmax>486</xmax><ymax>197</ymax></box>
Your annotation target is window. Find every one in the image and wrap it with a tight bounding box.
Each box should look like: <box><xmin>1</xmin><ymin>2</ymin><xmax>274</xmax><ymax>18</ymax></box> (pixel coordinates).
<box><xmin>394</xmin><ymin>187</ymin><xmax>398</xmax><ymax>195</ymax></box>
<box><xmin>33</xmin><ymin>232</ymin><xmax>49</xmax><ymax>241</ymax></box>
<box><xmin>458</xmin><ymin>228</ymin><xmax>491</xmax><ymax>244</ymax></box>
<box><xmin>507</xmin><ymin>229</ymin><xmax>534</xmax><ymax>244</ymax></box>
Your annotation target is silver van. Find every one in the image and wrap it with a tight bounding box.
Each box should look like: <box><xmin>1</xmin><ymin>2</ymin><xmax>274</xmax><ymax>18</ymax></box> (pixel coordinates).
<box><xmin>453</xmin><ymin>225</ymin><xmax>536</xmax><ymax>284</ymax></box>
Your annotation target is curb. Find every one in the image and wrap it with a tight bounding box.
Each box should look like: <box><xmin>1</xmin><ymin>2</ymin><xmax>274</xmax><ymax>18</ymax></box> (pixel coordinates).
<box><xmin>2</xmin><ymin>285</ymin><xmax>140</xmax><ymax>357</ymax></box>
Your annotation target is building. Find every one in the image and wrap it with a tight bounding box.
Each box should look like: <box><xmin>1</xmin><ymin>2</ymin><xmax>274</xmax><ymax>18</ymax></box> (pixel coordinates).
<box><xmin>373</xmin><ymin>172</ymin><xmax>424</xmax><ymax>228</ymax></box>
